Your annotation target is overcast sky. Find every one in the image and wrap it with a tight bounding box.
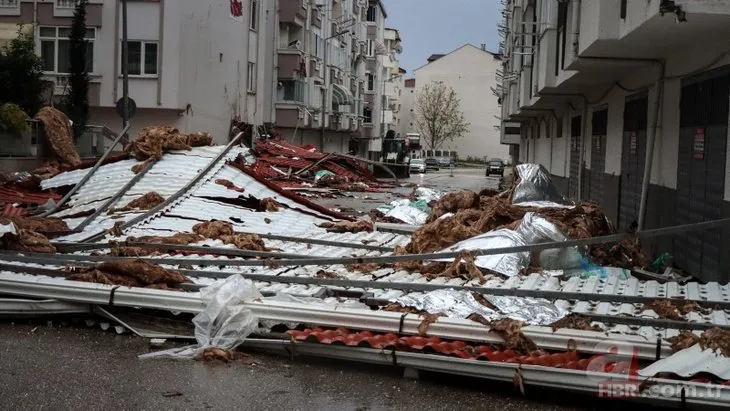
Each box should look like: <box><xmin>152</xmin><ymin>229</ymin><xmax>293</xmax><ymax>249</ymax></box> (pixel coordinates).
<box><xmin>383</xmin><ymin>0</ymin><xmax>501</xmax><ymax>75</ymax></box>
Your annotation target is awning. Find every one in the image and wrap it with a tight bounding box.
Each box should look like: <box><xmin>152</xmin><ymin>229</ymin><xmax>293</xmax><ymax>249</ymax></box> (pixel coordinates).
<box><xmin>332</xmin><ymin>84</ymin><xmax>355</xmax><ymax>107</ymax></box>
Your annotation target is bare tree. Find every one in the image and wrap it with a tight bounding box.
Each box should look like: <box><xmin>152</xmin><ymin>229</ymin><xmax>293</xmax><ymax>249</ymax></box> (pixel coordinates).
<box><xmin>414</xmin><ymin>81</ymin><xmax>470</xmax><ymax>152</ymax></box>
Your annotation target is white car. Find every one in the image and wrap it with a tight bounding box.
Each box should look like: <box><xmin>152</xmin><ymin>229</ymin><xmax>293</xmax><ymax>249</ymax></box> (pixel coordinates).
<box><xmin>409</xmin><ymin>158</ymin><xmax>426</xmax><ymax>173</ymax></box>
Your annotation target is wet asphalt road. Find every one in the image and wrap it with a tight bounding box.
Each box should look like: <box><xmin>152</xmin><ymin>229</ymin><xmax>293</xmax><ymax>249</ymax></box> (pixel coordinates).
<box><xmin>0</xmin><ymin>322</ymin><xmax>625</xmax><ymax>411</ymax></box>
<box><xmin>316</xmin><ymin>167</ymin><xmax>508</xmax><ymax>215</ymax></box>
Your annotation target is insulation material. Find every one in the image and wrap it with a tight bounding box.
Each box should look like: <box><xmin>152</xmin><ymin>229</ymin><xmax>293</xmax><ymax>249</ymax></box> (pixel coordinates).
<box><xmin>260</xmin><ymin>197</ymin><xmax>281</xmax><ymax>212</ymax></box>
<box><xmin>191</xmin><ymin>220</ymin><xmax>272</xmax><ymax>251</ymax></box>
<box><xmin>193</xmin><ymin>220</ymin><xmax>234</xmax><ymax>238</ymax></box>
<box><xmin>66</xmin><ymin>259</ymin><xmax>192</xmax><ymax>289</ymax></box>
<box><xmin>431</xmin><ymin>229</ymin><xmax>530</xmax><ymax>277</ymax></box>
<box><xmin>128</xmin><ymin>126</ymin><xmax>212</xmax><ymax>161</ymax></box>
<box><xmin>32</xmin><ymin>161</ymin><xmax>61</xmax><ymax>180</ymax></box>
<box><xmin>515</xmin><ymin>213</ymin><xmax>583</xmax><ymax>270</ymax></box>
<box><xmin>111</xmin><ymin>192</ymin><xmax>164</xmax><ymax>212</ymax></box>
<box><xmin>126</xmin><ymin>232</ymin><xmax>204</xmax><ymax>245</ymax></box>
<box><xmin>318</xmin><ymin>220</ymin><xmax>373</xmax><ymax>233</ymax></box>
<box><xmin>489</xmin><ymin>319</ymin><xmax>538</xmax><ymax>353</ymax></box>
<box><xmin>1</xmin><ymin>229</ymin><xmax>56</xmax><ymax>253</ymax></box>
<box><xmin>34</xmin><ymin>107</ymin><xmax>81</xmax><ymax>166</ymax></box>
<box><xmin>5</xmin><ymin>215</ymin><xmax>69</xmax><ymax>233</ymax></box>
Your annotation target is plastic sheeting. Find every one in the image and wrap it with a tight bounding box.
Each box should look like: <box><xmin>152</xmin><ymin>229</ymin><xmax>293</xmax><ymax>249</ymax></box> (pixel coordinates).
<box><xmin>384</xmin><ymin>204</ymin><xmax>429</xmax><ymax>225</ymax></box>
<box><xmin>139</xmin><ymin>275</ymin><xmax>261</xmax><ymax>360</ymax></box>
<box><xmin>516</xmin><ymin>212</ymin><xmax>583</xmax><ymax>270</ymax></box>
<box><xmin>413</xmin><ymin>187</ymin><xmax>443</xmax><ymax>203</ymax></box>
<box><xmin>0</xmin><ymin>222</ymin><xmax>17</xmax><ymax>238</ymax></box>
<box><xmin>512</xmin><ymin>164</ymin><xmax>573</xmax><ymax>207</ymax></box>
<box><xmin>432</xmin><ymin>229</ymin><xmax>529</xmax><ymax>277</ymax></box>
<box><xmin>376</xmin><ymin>193</ymin><xmax>434</xmax><ymax>225</ymax></box>
<box><xmin>393</xmin><ymin>289</ymin><xmax>566</xmax><ymax>326</ymax></box>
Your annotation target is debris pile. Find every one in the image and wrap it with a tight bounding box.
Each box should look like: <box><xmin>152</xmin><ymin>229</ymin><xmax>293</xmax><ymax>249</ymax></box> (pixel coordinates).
<box><xmin>66</xmin><ymin>259</ymin><xmax>192</xmax><ymax>289</ymax></box>
<box><xmin>1</xmin><ymin>227</ymin><xmax>56</xmax><ymax>253</ymax></box>
<box><xmin>246</xmin><ymin>139</ymin><xmax>391</xmax><ymax>194</ymax></box>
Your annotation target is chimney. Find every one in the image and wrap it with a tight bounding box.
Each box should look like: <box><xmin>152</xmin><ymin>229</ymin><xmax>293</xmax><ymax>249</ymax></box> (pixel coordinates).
<box><xmin>481</xmin><ymin>43</ymin><xmax>486</xmax><ymax>51</ymax></box>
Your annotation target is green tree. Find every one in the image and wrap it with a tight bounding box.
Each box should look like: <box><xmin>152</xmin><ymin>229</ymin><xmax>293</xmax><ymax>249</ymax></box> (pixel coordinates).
<box><xmin>65</xmin><ymin>0</ymin><xmax>90</xmax><ymax>139</ymax></box>
<box><xmin>0</xmin><ymin>26</ymin><xmax>45</xmax><ymax>116</ymax></box>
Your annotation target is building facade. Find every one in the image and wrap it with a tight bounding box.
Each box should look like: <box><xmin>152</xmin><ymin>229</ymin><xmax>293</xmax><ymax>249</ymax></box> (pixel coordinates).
<box><xmin>398</xmin><ymin>77</ymin><xmax>416</xmax><ymax>138</ymax></box>
<box><xmin>0</xmin><ymin>0</ymin><xmax>392</xmax><ymax>157</ymax></box>
<box><xmin>413</xmin><ymin>44</ymin><xmax>507</xmax><ymax>162</ymax></box>
<box><xmin>499</xmin><ymin>0</ymin><xmax>730</xmax><ymax>281</ymax></box>
<box><xmin>380</xmin><ymin>27</ymin><xmax>404</xmax><ymax>139</ymax></box>
<box><xmin>0</xmin><ymin>0</ymin><xmax>274</xmax><ymax>145</ymax></box>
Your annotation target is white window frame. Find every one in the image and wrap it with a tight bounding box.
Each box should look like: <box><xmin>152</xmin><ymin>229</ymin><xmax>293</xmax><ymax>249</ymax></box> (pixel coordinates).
<box><xmin>247</xmin><ymin>61</ymin><xmax>256</xmax><ymax>93</ymax></box>
<box><xmin>0</xmin><ymin>0</ymin><xmax>20</xmax><ymax>8</ymax></box>
<box><xmin>55</xmin><ymin>0</ymin><xmax>79</xmax><ymax>9</ymax></box>
<box><xmin>38</xmin><ymin>26</ymin><xmax>96</xmax><ymax>75</ymax></box>
<box><xmin>365</xmin><ymin>40</ymin><xmax>374</xmax><ymax>57</ymax></box>
<box><xmin>249</xmin><ymin>0</ymin><xmax>258</xmax><ymax>31</ymax></box>
<box><xmin>121</xmin><ymin>40</ymin><xmax>159</xmax><ymax>78</ymax></box>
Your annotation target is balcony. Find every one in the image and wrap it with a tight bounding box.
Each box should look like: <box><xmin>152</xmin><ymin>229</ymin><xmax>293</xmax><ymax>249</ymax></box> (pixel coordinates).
<box><xmin>0</xmin><ymin>0</ymin><xmax>20</xmax><ymax>16</ymax></box>
<box><xmin>277</xmin><ymin>78</ymin><xmax>306</xmax><ymax>104</ymax></box>
<box><xmin>311</xmin><ymin>8</ymin><xmax>322</xmax><ymax>28</ymax></box>
<box><xmin>279</xmin><ymin>0</ymin><xmax>307</xmax><ymax>28</ymax></box>
<box><xmin>277</xmin><ymin>52</ymin><xmax>304</xmax><ymax>78</ymax></box>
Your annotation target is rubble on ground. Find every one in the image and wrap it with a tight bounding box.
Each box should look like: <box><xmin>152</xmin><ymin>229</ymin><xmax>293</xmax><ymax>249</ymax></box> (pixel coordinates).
<box><xmin>34</xmin><ymin>106</ymin><xmax>81</xmax><ymax>167</ymax></box>
<box><xmin>65</xmin><ymin>259</ymin><xmax>192</xmax><ymax>289</ymax></box>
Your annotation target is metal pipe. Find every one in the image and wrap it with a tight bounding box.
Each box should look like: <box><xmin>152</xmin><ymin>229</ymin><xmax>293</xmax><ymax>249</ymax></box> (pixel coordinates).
<box><xmin>39</xmin><ymin>123</ymin><xmax>131</xmax><ymax>217</ymax></box>
<box><xmin>80</xmin><ymin>132</ymin><xmax>243</xmax><ymax>243</ymax></box>
<box><xmin>637</xmin><ymin>63</ymin><xmax>666</xmax><ymax>232</ymax></box>
<box><xmin>319</xmin><ymin>30</ymin><xmax>328</xmax><ymax>151</ymax></box>
<box><xmin>73</xmin><ymin>158</ymin><xmax>158</xmax><ymax>231</ymax></box>
<box><xmin>113</xmin><ymin>0</ymin><xmax>120</xmax><ymax>102</ymax></box>
<box><xmin>24</xmin><ymin>217</ymin><xmax>730</xmax><ymax>267</ymax></box>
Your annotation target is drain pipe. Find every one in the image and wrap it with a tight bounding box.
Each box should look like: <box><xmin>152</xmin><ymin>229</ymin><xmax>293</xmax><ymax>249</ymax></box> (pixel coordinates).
<box><xmin>577</xmin><ymin>96</ymin><xmax>588</xmax><ymax>200</ymax></box>
<box><xmin>637</xmin><ymin>62</ymin><xmax>666</xmax><ymax>232</ymax></box>
<box><xmin>570</xmin><ymin>0</ymin><xmax>581</xmax><ymax>59</ymax></box>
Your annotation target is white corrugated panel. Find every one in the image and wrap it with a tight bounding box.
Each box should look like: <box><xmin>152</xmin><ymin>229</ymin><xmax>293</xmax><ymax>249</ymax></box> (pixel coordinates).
<box><xmin>639</xmin><ymin>344</ymin><xmax>730</xmax><ymax>380</ymax></box>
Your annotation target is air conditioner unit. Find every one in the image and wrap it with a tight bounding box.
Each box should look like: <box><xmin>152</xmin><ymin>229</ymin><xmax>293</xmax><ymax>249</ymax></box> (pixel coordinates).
<box><xmin>315</xmin><ymin>60</ymin><xmax>322</xmax><ymax>71</ymax></box>
<box><xmin>288</xmin><ymin>40</ymin><xmax>302</xmax><ymax>49</ymax></box>
<box><xmin>298</xmin><ymin>108</ymin><xmax>305</xmax><ymax>119</ymax></box>
<box><xmin>358</xmin><ymin>0</ymin><xmax>366</xmax><ymax>6</ymax></box>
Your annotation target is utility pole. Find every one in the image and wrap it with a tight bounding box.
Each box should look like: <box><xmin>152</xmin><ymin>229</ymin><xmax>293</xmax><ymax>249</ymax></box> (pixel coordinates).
<box><xmin>121</xmin><ymin>0</ymin><xmax>129</xmax><ymax>129</ymax></box>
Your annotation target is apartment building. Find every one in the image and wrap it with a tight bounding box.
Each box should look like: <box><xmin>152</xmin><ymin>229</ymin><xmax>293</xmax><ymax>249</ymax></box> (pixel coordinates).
<box><xmin>380</xmin><ymin>27</ymin><xmax>404</xmax><ymax>138</ymax></box>
<box><xmin>413</xmin><ymin>44</ymin><xmax>507</xmax><ymax>161</ymax></box>
<box><xmin>275</xmin><ymin>0</ymin><xmax>387</xmax><ymax>158</ymax></box>
<box><xmin>499</xmin><ymin>0</ymin><xmax>730</xmax><ymax>281</ymax></box>
<box><xmin>0</xmin><ymin>0</ymin><xmax>273</xmax><ymax>144</ymax></box>
<box><xmin>398</xmin><ymin>77</ymin><xmax>416</xmax><ymax>137</ymax></box>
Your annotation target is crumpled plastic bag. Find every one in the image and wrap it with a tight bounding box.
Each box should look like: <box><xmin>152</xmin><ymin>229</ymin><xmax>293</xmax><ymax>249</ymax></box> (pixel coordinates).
<box><xmin>512</xmin><ymin>163</ymin><xmax>573</xmax><ymax>206</ymax></box>
<box><xmin>515</xmin><ymin>212</ymin><xmax>584</xmax><ymax>270</ymax></box>
<box><xmin>139</xmin><ymin>275</ymin><xmax>261</xmax><ymax>360</ymax></box>
<box><xmin>413</xmin><ymin>187</ymin><xmax>442</xmax><ymax>202</ymax></box>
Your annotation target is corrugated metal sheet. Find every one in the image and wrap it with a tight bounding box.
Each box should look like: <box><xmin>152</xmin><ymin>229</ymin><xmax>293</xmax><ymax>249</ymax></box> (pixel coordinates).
<box><xmin>639</xmin><ymin>344</ymin><xmax>730</xmax><ymax>380</ymax></box>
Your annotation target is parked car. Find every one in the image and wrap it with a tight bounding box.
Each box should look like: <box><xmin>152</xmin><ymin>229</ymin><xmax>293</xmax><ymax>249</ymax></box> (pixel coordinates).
<box><xmin>410</xmin><ymin>158</ymin><xmax>426</xmax><ymax>173</ymax></box>
<box><xmin>437</xmin><ymin>157</ymin><xmax>453</xmax><ymax>168</ymax></box>
<box><xmin>424</xmin><ymin>158</ymin><xmax>440</xmax><ymax>171</ymax></box>
<box><xmin>486</xmin><ymin>158</ymin><xmax>505</xmax><ymax>177</ymax></box>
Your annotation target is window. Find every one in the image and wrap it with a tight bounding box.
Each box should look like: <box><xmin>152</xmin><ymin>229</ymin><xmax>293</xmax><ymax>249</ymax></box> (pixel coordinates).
<box><xmin>363</xmin><ymin>107</ymin><xmax>372</xmax><ymax>123</ymax></box>
<box><xmin>620</xmin><ymin>0</ymin><xmax>627</xmax><ymax>19</ymax></box>
<box><xmin>39</xmin><ymin>26</ymin><xmax>95</xmax><ymax>73</ymax></box>
<box><xmin>123</xmin><ymin>40</ymin><xmax>158</xmax><ymax>76</ymax></box>
<box><xmin>247</xmin><ymin>62</ymin><xmax>256</xmax><ymax>92</ymax></box>
<box><xmin>249</xmin><ymin>0</ymin><xmax>258</xmax><ymax>30</ymax></box>
<box><xmin>366</xmin><ymin>40</ymin><xmax>374</xmax><ymax>57</ymax></box>
<box><xmin>366</xmin><ymin>73</ymin><xmax>374</xmax><ymax>91</ymax></box>
<box><xmin>0</xmin><ymin>1</ymin><xmax>19</xmax><ymax>7</ymax></box>
<box><xmin>556</xmin><ymin>1</ymin><xmax>568</xmax><ymax>75</ymax></box>
<box><xmin>556</xmin><ymin>116</ymin><xmax>563</xmax><ymax>138</ymax></box>
<box><xmin>366</xmin><ymin>5</ymin><xmax>377</xmax><ymax>22</ymax></box>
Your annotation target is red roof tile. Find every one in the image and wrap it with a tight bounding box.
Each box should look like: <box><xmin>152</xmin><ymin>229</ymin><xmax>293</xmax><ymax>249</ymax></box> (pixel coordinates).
<box><xmin>0</xmin><ymin>186</ymin><xmax>62</xmax><ymax>206</ymax></box>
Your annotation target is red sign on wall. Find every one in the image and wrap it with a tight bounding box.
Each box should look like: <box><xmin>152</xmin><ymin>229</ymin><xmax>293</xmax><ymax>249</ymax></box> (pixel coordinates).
<box><xmin>693</xmin><ymin>128</ymin><xmax>705</xmax><ymax>160</ymax></box>
<box><xmin>230</xmin><ymin>0</ymin><xmax>243</xmax><ymax>21</ymax></box>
